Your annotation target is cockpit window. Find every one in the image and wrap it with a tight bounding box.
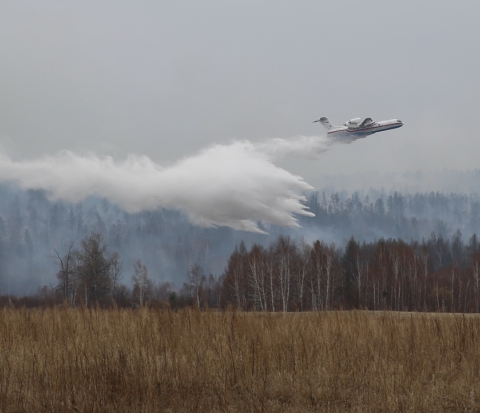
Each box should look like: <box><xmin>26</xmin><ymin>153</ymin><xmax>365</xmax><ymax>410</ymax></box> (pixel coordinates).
<box><xmin>397</xmin><ymin>119</ymin><xmax>402</xmax><ymax>122</ymax></box>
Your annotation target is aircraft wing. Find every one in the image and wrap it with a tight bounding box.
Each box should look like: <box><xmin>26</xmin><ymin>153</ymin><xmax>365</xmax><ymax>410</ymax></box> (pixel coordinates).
<box><xmin>359</xmin><ymin>117</ymin><xmax>374</xmax><ymax>127</ymax></box>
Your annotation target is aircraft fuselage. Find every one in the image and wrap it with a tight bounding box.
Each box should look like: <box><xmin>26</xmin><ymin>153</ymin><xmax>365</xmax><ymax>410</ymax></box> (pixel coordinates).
<box><xmin>328</xmin><ymin>119</ymin><xmax>403</xmax><ymax>139</ymax></box>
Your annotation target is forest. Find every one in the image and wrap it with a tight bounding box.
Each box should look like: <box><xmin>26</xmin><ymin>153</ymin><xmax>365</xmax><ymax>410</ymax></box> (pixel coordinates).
<box><xmin>1</xmin><ymin>181</ymin><xmax>480</xmax><ymax>311</ymax></box>
<box><xmin>218</xmin><ymin>232</ymin><xmax>480</xmax><ymax>312</ymax></box>
<box><xmin>5</xmin><ymin>228</ymin><xmax>480</xmax><ymax>313</ymax></box>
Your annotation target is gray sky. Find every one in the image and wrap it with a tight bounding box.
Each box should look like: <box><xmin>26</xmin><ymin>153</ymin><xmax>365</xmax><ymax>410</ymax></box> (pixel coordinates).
<box><xmin>1</xmin><ymin>0</ymin><xmax>479</xmax><ymax>190</ymax></box>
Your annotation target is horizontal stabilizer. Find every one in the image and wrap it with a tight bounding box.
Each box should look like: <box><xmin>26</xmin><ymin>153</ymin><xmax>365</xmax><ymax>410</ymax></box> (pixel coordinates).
<box><xmin>313</xmin><ymin>116</ymin><xmax>334</xmax><ymax>131</ymax></box>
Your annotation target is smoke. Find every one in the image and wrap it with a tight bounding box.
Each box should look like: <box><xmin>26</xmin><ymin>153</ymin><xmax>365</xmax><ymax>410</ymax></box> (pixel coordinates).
<box><xmin>256</xmin><ymin>135</ymin><xmax>333</xmax><ymax>160</ymax></box>
<box><xmin>0</xmin><ymin>135</ymin><xmax>333</xmax><ymax>233</ymax></box>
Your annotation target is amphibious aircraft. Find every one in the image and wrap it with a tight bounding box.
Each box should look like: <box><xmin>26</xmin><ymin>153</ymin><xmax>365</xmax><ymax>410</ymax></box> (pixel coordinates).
<box><xmin>313</xmin><ymin>116</ymin><xmax>403</xmax><ymax>140</ymax></box>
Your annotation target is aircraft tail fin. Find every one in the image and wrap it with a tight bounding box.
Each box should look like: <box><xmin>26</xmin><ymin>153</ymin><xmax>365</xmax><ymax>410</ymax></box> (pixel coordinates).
<box><xmin>313</xmin><ymin>116</ymin><xmax>335</xmax><ymax>131</ymax></box>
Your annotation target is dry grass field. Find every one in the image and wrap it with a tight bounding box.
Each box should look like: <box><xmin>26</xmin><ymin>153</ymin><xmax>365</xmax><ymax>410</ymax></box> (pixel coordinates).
<box><xmin>1</xmin><ymin>308</ymin><xmax>480</xmax><ymax>412</ymax></box>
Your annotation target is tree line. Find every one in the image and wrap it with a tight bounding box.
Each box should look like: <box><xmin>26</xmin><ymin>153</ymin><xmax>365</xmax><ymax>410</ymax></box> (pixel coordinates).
<box><xmin>1</xmin><ymin>183</ymin><xmax>480</xmax><ymax>299</ymax></box>
<box><xmin>217</xmin><ymin>231</ymin><xmax>480</xmax><ymax>312</ymax></box>
<box><xmin>5</xmin><ymin>229</ymin><xmax>479</xmax><ymax>313</ymax></box>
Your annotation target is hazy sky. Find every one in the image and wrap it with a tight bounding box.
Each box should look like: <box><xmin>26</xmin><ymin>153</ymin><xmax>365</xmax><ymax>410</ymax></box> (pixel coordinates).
<box><xmin>1</xmin><ymin>0</ymin><xmax>479</xmax><ymax>190</ymax></box>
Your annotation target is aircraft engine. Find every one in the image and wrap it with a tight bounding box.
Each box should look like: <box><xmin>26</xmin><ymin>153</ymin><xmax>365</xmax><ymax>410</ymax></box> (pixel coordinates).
<box><xmin>344</xmin><ymin>117</ymin><xmax>362</xmax><ymax>127</ymax></box>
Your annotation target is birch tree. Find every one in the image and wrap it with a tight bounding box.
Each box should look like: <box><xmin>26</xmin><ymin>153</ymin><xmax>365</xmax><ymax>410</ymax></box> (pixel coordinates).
<box><xmin>133</xmin><ymin>259</ymin><xmax>152</xmax><ymax>307</ymax></box>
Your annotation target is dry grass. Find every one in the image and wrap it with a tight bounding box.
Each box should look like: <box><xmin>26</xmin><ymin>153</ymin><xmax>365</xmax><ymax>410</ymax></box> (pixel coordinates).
<box><xmin>1</xmin><ymin>308</ymin><xmax>480</xmax><ymax>412</ymax></box>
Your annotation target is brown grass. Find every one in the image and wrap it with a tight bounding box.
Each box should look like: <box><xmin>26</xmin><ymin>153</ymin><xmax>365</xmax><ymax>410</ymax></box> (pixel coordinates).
<box><xmin>1</xmin><ymin>308</ymin><xmax>480</xmax><ymax>412</ymax></box>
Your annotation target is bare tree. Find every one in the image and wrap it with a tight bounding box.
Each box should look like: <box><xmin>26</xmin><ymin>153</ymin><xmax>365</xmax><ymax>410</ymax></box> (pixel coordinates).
<box><xmin>53</xmin><ymin>241</ymin><xmax>77</xmax><ymax>306</ymax></box>
<box><xmin>248</xmin><ymin>245</ymin><xmax>267</xmax><ymax>311</ymax></box>
<box><xmin>323</xmin><ymin>245</ymin><xmax>336</xmax><ymax>310</ymax></box>
<box><xmin>187</xmin><ymin>263</ymin><xmax>204</xmax><ymax>308</ymax></box>
<box><xmin>473</xmin><ymin>259</ymin><xmax>480</xmax><ymax>312</ymax></box>
<box><xmin>53</xmin><ymin>234</ymin><xmax>123</xmax><ymax>306</ymax></box>
<box><xmin>132</xmin><ymin>259</ymin><xmax>152</xmax><ymax>307</ymax></box>
<box><xmin>296</xmin><ymin>240</ymin><xmax>310</xmax><ymax>311</ymax></box>
<box><xmin>274</xmin><ymin>236</ymin><xmax>296</xmax><ymax>312</ymax></box>
<box><xmin>226</xmin><ymin>243</ymin><xmax>247</xmax><ymax>310</ymax></box>
<box><xmin>110</xmin><ymin>252</ymin><xmax>123</xmax><ymax>299</ymax></box>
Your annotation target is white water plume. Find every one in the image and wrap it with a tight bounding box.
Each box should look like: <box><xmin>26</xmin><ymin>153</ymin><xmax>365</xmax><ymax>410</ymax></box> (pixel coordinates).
<box><xmin>0</xmin><ymin>135</ymin><xmax>333</xmax><ymax>233</ymax></box>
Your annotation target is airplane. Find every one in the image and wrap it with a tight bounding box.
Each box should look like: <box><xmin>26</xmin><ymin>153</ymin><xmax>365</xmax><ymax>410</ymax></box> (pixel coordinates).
<box><xmin>313</xmin><ymin>116</ymin><xmax>403</xmax><ymax>140</ymax></box>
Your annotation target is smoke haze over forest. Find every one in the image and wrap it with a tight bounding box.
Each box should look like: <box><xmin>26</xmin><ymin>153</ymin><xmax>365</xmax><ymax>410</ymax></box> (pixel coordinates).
<box><xmin>0</xmin><ymin>1</ymin><xmax>479</xmax><ymax>298</ymax></box>
<box><xmin>1</xmin><ymin>168</ymin><xmax>480</xmax><ymax>295</ymax></box>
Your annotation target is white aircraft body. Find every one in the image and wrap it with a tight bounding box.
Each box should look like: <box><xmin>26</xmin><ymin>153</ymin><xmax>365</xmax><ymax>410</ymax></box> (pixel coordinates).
<box><xmin>313</xmin><ymin>116</ymin><xmax>403</xmax><ymax>140</ymax></box>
